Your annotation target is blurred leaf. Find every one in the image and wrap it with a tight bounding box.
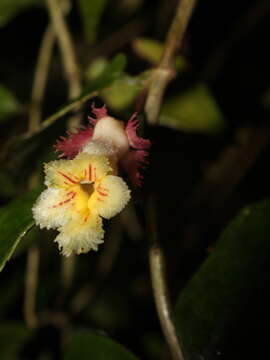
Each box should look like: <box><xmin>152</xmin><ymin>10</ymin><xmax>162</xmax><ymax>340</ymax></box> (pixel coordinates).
<box><xmin>132</xmin><ymin>37</ymin><xmax>188</xmax><ymax>71</ymax></box>
<box><xmin>0</xmin><ymin>171</ymin><xmax>17</xmax><ymax>197</ymax></box>
<box><xmin>64</xmin><ymin>330</ymin><xmax>139</xmax><ymax>360</ymax></box>
<box><xmin>85</xmin><ymin>57</ymin><xmax>108</xmax><ymax>82</ymax></box>
<box><xmin>84</xmin><ymin>53</ymin><xmax>127</xmax><ymax>93</ymax></box>
<box><xmin>101</xmin><ymin>72</ymin><xmax>149</xmax><ymax>111</ymax></box>
<box><xmin>160</xmin><ymin>83</ymin><xmax>225</xmax><ymax>133</ymax></box>
<box><xmin>0</xmin><ymin>0</ymin><xmax>38</xmax><ymax>27</ymax></box>
<box><xmin>0</xmin><ymin>84</ymin><xmax>20</xmax><ymax>122</ymax></box>
<box><xmin>77</xmin><ymin>0</ymin><xmax>108</xmax><ymax>44</ymax></box>
<box><xmin>175</xmin><ymin>198</ymin><xmax>270</xmax><ymax>358</ymax></box>
<box><xmin>0</xmin><ymin>322</ymin><xmax>32</xmax><ymax>359</ymax></box>
<box><xmin>0</xmin><ymin>189</ymin><xmax>40</xmax><ymax>271</ymax></box>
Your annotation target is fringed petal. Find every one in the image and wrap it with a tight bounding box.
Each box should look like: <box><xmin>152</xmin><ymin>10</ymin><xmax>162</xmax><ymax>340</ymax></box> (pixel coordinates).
<box><xmin>88</xmin><ymin>175</ymin><xmax>131</xmax><ymax>219</ymax></box>
<box><xmin>32</xmin><ymin>188</ymin><xmax>76</xmax><ymax>230</ymax></box>
<box><xmin>121</xmin><ymin>149</ymin><xmax>149</xmax><ymax>187</ymax></box>
<box><xmin>55</xmin><ymin>215</ymin><xmax>104</xmax><ymax>256</ymax></box>
<box><xmin>125</xmin><ymin>113</ymin><xmax>151</xmax><ymax>150</ymax></box>
<box><xmin>54</xmin><ymin>126</ymin><xmax>93</xmax><ymax>159</ymax></box>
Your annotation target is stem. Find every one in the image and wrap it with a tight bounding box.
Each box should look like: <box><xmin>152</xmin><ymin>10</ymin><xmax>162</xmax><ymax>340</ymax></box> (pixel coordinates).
<box><xmin>46</xmin><ymin>0</ymin><xmax>81</xmax><ymax>127</ymax></box>
<box><xmin>24</xmin><ymin>245</ymin><xmax>40</xmax><ymax>329</ymax></box>
<box><xmin>70</xmin><ymin>217</ymin><xmax>122</xmax><ymax>314</ymax></box>
<box><xmin>144</xmin><ymin>1</ymin><xmax>197</xmax><ymax>358</ymax></box>
<box><xmin>24</xmin><ymin>23</ymin><xmax>54</xmax><ymax>322</ymax></box>
<box><xmin>145</xmin><ymin>0</ymin><xmax>197</xmax><ymax>125</ymax></box>
<box><xmin>147</xmin><ymin>196</ymin><xmax>185</xmax><ymax>360</ymax></box>
<box><xmin>61</xmin><ymin>254</ymin><xmax>75</xmax><ymax>292</ymax></box>
<box><xmin>24</xmin><ymin>91</ymin><xmax>98</xmax><ymax>141</ymax></box>
<box><xmin>29</xmin><ymin>25</ymin><xmax>55</xmax><ymax>132</ymax></box>
<box><xmin>0</xmin><ymin>90</ymin><xmax>98</xmax><ymax>162</ymax></box>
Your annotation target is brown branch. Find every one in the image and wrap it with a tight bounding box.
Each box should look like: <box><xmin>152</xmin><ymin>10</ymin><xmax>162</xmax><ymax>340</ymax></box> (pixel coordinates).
<box><xmin>147</xmin><ymin>196</ymin><xmax>185</xmax><ymax>360</ymax></box>
<box><xmin>46</xmin><ymin>0</ymin><xmax>81</xmax><ymax>99</ymax></box>
<box><xmin>24</xmin><ymin>91</ymin><xmax>98</xmax><ymax>141</ymax></box>
<box><xmin>46</xmin><ymin>0</ymin><xmax>81</xmax><ymax>129</ymax></box>
<box><xmin>24</xmin><ymin>245</ymin><xmax>40</xmax><ymax>329</ymax></box>
<box><xmin>144</xmin><ymin>1</ymin><xmax>197</xmax><ymax>359</ymax></box>
<box><xmin>0</xmin><ymin>90</ymin><xmax>98</xmax><ymax>163</ymax></box>
<box><xmin>29</xmin><ymin>25</ymin><xmax>55</xmax><ymax>132</ymax></box>
<box><xmin>70</xmin><ymin>217</ymin><xmax>122</xmax><ymax>314</ymax></box>
<box><xmin>145</xmin><ymin>0</ymin><xmax>197</xmax><ymax>125</ymax></box>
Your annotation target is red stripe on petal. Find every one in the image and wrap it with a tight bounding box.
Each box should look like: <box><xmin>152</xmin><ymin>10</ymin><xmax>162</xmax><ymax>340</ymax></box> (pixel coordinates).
<box><xmin>58</xmin><ymin>171</ymin><xmax>78</xmax><ymax>184</ymax></box>
<box><xmin>97</xmin><ymin>189</ymin><xmax>108</xmax><ymax>196</ymax></box>
<box><xmin>89</xmin><ymin>164</ymin><xmax>92</xmax><ymax>181</ymax></box>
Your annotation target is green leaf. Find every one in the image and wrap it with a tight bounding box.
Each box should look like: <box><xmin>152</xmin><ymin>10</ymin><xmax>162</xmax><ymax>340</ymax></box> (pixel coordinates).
<box><xmin>85</xmin><ymin>57</ymin><xmax>108</xmax><ymax>81</ymax></box>
<box><xmin>0</xmin><ymin>189</ymin><xmax>40</xmax><ymax>271</ymax></box>
<box><xmin>132</xmin><ymin>37</ymin><xmax>188</xmax><ymax>71</ymax></box>
<box><xmin>101</xmin><ymin>72</ymin><xmax>148</xmax><ymax>111</ymax></box>
<box><xmin>0</xmin><ymin>84</ymin><xmax>20</xmax><ymax>122</ymax></box>
<box><xmin>0</xmin><ymin>322</ymin><xmax>32</xmax><ymax>359</ymax></box>
<box><xmin>77</xmin><ymin>0</ymin><xmax>108</xmax><ymax>44</ymax></box>
<box><xmin>64</xmin><ymin>330</ymin><xmax>139</xmax><ymax>360</ymax></box>
<box><xmin>84</xmin><ymin>53</ymin><xmax>127</xmax><ymax>93</ymax></box>
<box><xmin>160</xmin><ymin>83</ymin><xmax>225</xmax><ymax>133</ymax></box>
<box><xmin>0</xmin><ymin>0</ymin><xmax>39</xmax><ymax>27</ymax></box>
<box><xmin>175</xmin><ymin>198</ymin><xmax>270</xmax><ymax>358</ymax></box>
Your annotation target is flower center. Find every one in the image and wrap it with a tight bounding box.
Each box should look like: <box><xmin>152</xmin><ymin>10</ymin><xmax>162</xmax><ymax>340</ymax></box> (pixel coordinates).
<box><xmin>73</xmin><ymin>182</ymin><xmax>94</xmax><ymax>214</ymax></box>
<box><xmin>80</xmin><ymin>182</ymin><xmax>94</xmax><ymax>197</ymax></box>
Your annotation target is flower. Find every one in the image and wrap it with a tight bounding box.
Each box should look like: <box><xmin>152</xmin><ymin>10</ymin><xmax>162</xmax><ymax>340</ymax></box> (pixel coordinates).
<box><xmin>55</xmin><ymin>104</ymin><xmax>151</xmax><ymax>186</ymax></box>
<box><xmin>33</xmin><ymin>104</ymin><xmax>150</xmax><ymax>256</ymax></box>
<box><xmin>33</xmin><ymin>151</ymin><xmax>130</xmax><ymax>256</ymax></box>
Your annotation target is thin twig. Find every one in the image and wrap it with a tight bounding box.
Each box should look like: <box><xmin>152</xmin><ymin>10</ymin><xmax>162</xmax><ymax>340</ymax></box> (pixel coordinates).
<box><xmin>145</xmin><ymin>0</ymin><xmax>197</xmax><ymax>125</ymax></box>
<box><xmin>24</xmin><ymin>24</ymin><xmax>55</xmax><ymax>322</ymax></box>
<box><xmin>24</xmin><ymin>91</ymin><xmax>98</xmax><ymax>141</ymax></box>
<box><xmin>61</xmin><ymin>255</ymin><xmax>75</xmax><ymax>292</ymax></box>
<box><xmin>24</xmin><ymin>245</ymin><xmax>40</xmax><ymax>329</ymax></box>
<box><xmin>46</xmin><ymin>0</ymin><xmax>81</xmax><ymax>100</ymax></box>
<box><xmin>144</xmin><ymin>1</ymin><xmax>197</xmax><ymax>358</ymax></box>
<box><xmin>0</xmin><ymin>90</ymin><xmax>98</xmax><ymax>162</ymax></box>
<box><xmin>70</xmin><ymin>217</ymin><xmax>123</xmax><ymax>314</ymax></box>
<box><xmin>147</xmin><ymin>196</ymin><xmax>185</xmax><ymax>360</ymax></box>
<box><xmin>29</xmin><ymin>25</ymin><xmax>55</xmax><ymax>132</ymax></box>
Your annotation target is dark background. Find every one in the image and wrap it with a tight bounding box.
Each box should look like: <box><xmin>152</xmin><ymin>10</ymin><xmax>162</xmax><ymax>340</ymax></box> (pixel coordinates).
<box><xmin>1</xmin><ymin>0</ymin><xmax>270</xmax><ymax>359</ymax></box>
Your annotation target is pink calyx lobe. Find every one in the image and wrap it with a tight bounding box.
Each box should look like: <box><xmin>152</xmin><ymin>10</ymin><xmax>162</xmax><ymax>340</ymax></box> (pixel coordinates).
<box><xmin>125</xmin><ymin>112</ymin><xmax>151</xmax><ymax>150</ymax></box>
<box><xmin>54</xmin><ymin>104</ymin><xmax>151</xmax><ymax>186</ymax></box>
<box><xmin>55</xmin><ymin>126</ymin><xmax>93</xmax><ymax>159</ymax></box>
<box><xmin>88</xmin><ymin>104</ymin><xmax>108</xmax><ymax>125</ymax></box>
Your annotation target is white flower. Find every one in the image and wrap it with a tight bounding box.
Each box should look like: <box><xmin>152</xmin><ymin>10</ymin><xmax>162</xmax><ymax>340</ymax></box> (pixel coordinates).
<box><xmin>33</xmin><ymin>151</ymin><xmax>130</xmax><ymax>256</ymax></box>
